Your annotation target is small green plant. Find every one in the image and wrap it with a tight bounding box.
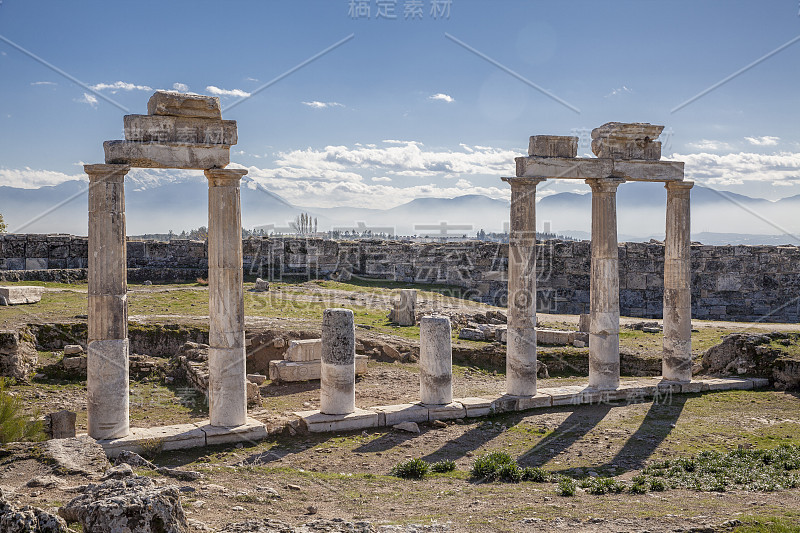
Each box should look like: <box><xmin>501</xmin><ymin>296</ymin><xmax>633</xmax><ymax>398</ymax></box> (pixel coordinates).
<box><xmin>391</xmin><ymin>458</ymin><xmax>429</xmax><ymax>479</ymax></box>
<box><xmin>649</xmin><ymin>477</ymin><xmax>668</xmax><ymax>492</ymax></box>
<box><xmin>521</xmin><ymin>467</ymin><xmax>549</xmax><ymax>483</ymax></box>
<box><xmin>470</xmin><ymin>451</ymin><xmax>515</xmax><ymax>481</ymax></box>
<box><xmin>0</xmin><ymin>378</ymin><xmax>45</xmax><ymax>444</ymax></box>
<box><xmin>557</xmin><ymin>477</ymin><xmax>577</xmax><ymax>497</ymax></box>
<box><xmin>138</xmin><ymin>437</ymin><xmax>165</xmax><ymax>460</ymax></box>
<box><xmin>497</xmin><ymin>464</ymin><xmax>523</xmax><ymax>483</ymax></box>
<box><xmin>582</xmin><ymin>476</ymin><xmax>626</xmax><ymax>495</ymax></box>
<box><xmin>430</xmin><ymin>460</ymin><xmax>456</xmax><ymax>473</ymax></box>
<box><xmin>629</xmin><ymin>475</ymin><xmax>649</xmax><ymax>494</ymax></box>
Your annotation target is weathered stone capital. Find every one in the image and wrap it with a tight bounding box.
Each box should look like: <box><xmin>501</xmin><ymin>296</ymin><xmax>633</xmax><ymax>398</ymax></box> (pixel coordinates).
<box><xmin>665</xmin><ymin>180</ymin><xmax>694</xmax><ymax>194</ymax></box>
<box><xmin>585</xmin><ymin>177</ymin><xmax>625</xmax><ymax>193</ymax></box>
<box><xmin>502</xmin><ymin>177</ymin><xmax>547</xmax><ymax>189</ymax></box>
<box><xmin>205</xmin><ymin>168</ymin><xmax>248</xmax><ymax>187</ymax></box>
<box><xmin>84</xmin><ymin>164</ymin><xmax>130</xmax><ymax>183</ymax></box>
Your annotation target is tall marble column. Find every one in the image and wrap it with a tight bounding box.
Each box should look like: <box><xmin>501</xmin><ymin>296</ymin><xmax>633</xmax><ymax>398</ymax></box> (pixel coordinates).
<box><xmin>662</xmin><ymin>181</ymin><xmax>694</xmax><ymax>381</ymax></box>
<box><xmin>501</xmin><ymin>177</ymin><xmax>546</xmax><ymax>396</ymax></box>
<box><xmin>86</xmin><ymin>163</ymin><xmax>131</xmax><ymax>439</ymax></box>
<box><xmin>586</xmin><ymin>177</ymin><xmax>625</xmax><ymax>390</ymax></box>
<box><xmin>205</xmin><ymin>168</ymin><xmax>248</xmax><ymax>427</ymax></box>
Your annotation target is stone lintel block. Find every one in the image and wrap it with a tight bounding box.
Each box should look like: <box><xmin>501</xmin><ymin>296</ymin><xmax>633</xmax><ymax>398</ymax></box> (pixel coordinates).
<box><xmin>514</xmin><ymin>393</ymin><xmax>553</xmax><ymax>411</ymax></box>
<box><xmin>285</xmin><ymin>339</ymin><xmax>322</xmax><ymax>362</ymax></box>
<box><xmin>536</xmin><ymin>329</ymin><xmax>575</xmax><ymax>345</ymax></box>
<box><xmin>200</xmin><ymin>417</ymin><xmax>268</xmax><ymax>446</ymax></box>
<box><xmin>747</xmin><ymin>377</ymin><xmax>770</xmax><ymax>389</ymax></box>
<box><xmin>0</xmin><ymin>286</ymin><xmax>44</xmax><ymax>305</ymax></box>
<box><xmin>268</xmin><ymin>356</ymin><xmax>368</xmax><ymax>382</ymax></box>
<box><xmin>372</xmin><ymin>403</ymin><xmax>429</xmax><ymax>426</ymax></box>
<box><xmin>124</xmin><ymin>114</ymin><xmax>237</xmax><ymax>145</ymax></box>
<box><xmin>679</xmin><ymin>380</ymin><xmax>710</xmax><ymax>394</ymax></box>
<box><xmin>528</xmin><ymin>135</ymin><xmax>578</xmax><ymax>158</ymax></box>
<box><xmin>592</xmin><ymin>139</ymin><xmax>661</xmax><ymax>160</ymax></box>
<box><xmin>104</xmin><ymin>140</ymin><xmax>230</xmax><ymax>170</ymax></box>
<box><xmin>612</xmin><ymin>160</ymin><xmax>684</xmax><ymax>182</ymax></box>
<box><xmin>147</xmin><ymin>91</ymin><xmax>221</xmax><ymax>119</ymax></box>
<box><xmin>456</xmin><ymin>397</ymin><xmax>492</xmax><ymax>418</ymax></box>
<box><xmin>97</xmin><ymin>422</ymin><xmax>206</xmax><ymax>458</ymax></box>
<box><xmin>516</xmin><ymin>156</ymin><xmax>613</xmax><ymax>180</ymax></box>
<box><xmin>426</xmin><ymin>402</ymin><xmax>466</xmax><ymax>421</ymax></box>
<box><xmin>296</xmin><ymin>408</ymin><xmax>379</xmax><ymax>433</ymax></box>
<box><xmin>591</xmin><ymin>122</ymin><xmax>664</xmax><ymax>140</ymax></box>
<box><xmin>703</xmin><ymin>377</ymin><xmax>754</xmax><ymax>391</ymax></box>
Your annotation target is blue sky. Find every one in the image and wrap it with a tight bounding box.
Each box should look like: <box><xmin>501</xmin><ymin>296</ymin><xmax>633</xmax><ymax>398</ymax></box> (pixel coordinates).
<box><xmin>1</xmin><ymin>0</ymin><xmax>799</xmax><ymax>210</ymax></box>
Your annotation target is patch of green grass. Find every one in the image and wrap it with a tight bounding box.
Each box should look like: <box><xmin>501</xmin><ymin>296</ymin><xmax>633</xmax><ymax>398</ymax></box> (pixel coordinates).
<box><xmin>470</xmin><ymin>451</ymin><xmax>515</xmax><ymax>481</ymax></box>
<box><xmin>391</xmin><ymin>458</ymin><xmax>429</xmax><ymax>479</ymax></box>
<box><xmin>734</xmin><ymin>516</ymin><xmax>800</xmax><ymax>533</ymax></box>
<box><xmin>557</xmin><ymin>477</ymin><xmax>576</xmax><ymax>496</ymax></box>
<box><xmin>579</xmin><ymin>476</ymin><xmax>626</xmax><ymax>495</ymax></box>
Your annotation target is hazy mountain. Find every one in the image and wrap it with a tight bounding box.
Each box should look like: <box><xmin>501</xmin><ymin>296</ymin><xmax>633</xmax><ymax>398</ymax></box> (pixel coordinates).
<box><xmin>1</xmin><ymin>178</ymin><xmax>799</xmax><ymax>245</ymax></box>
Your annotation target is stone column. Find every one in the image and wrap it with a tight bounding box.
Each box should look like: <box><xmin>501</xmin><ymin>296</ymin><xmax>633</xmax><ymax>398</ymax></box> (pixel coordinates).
<box><xmin>585</xmin><ymin>177</ymin><xmax>625</xmax><ymax>390</ymax></box>
<box><xmin>86</xmin><ymin>163</ymin><xmax>130</xmax><ymax>439</ymax></box>
<box><xmin>420</xmin><ymin>315</ymin><xmax>452</xmax><ymax>405</ymax></box>
<box><xmin>391</xmin><ymin>289</ymin><xmax>417</xmax><ymax>326</ymax></box>
<box><xmin>205</xmin><ymin>168</ymin><xmax>248</xmax><ymax>427</ymax></box>
<box><xmin>320</xmin><ymin>308</ymin><xmax>356</xmax><ymax>415</ymax></box>
<box><xmin>501</xmin><ymin>177</ymin><xmax>546</xmax><ymax>396</ymax></box>
<box><xmin>663</xmin><ymin>181</ymin><xmax>694</xmax><ymax>381</ymax></box>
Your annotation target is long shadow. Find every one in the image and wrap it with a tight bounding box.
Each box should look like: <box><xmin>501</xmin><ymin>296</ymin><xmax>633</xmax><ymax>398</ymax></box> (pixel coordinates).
<box><xmin>517</xmin><ymin>403</ymin><xmax>614</xmax><ymax>468</ymax></box>
<box><xmin>353</xmin><ymin>428</ymin><xmax>424</xmax><ymax>454</ymax></box>
<box><xmin>417</xmin><ymin>415</ymin><xmax>527</xmax><ymax>464</ymax></box>
<box><xmin>599</xmin><ymin>393</ymin><xmax>688</xmax><ymax>473</ymax></box>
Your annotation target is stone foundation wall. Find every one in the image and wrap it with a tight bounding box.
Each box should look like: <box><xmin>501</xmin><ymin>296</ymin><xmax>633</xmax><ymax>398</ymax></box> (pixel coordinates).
<box><xmin>1</xmin><ymin>234</ymin><xmax>798</xmax><ymax>323</ymax></box>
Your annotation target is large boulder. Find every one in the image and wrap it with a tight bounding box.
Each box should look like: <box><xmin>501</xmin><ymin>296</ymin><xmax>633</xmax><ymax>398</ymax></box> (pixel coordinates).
<box><xmin>0</xmin><ymin>329</ymin><xmax>38</xmax><ymax>381</ymax></box>
<box><xmin>0</xmin><ymin>487</ymin><xmax>68</xmax><ymax>533</ymax></box>
<box><xmin>702</xmin><ymin>333</ymin><xmax>800</xmax><ymax>390</ymax></box>
<box><xmin>59</xmin><ymin>475</ymin><xmax>188</xmax><ymax>533</ymax></box>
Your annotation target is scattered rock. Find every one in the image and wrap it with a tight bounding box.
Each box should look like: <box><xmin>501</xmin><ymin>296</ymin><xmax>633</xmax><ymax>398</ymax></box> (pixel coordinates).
<box><xmin>0</xmin><ymin>329</ymin><xmax>38</xmax><ymax>381</ymax></box>
<box><xmin>247</xmin><ymin>373</ymin><xmax>267</xmax><ymax>385</ymax></box>
<box><xmin>432</xmin><ymin>420</ymin><xmax>448</xmax><ymax>429</ymax></box>
<box><xmin>26</xmin><ymin>476</ymin><xmax>65</xmax><ymax>489</ymax></box>
<box><xmin>458</xmin><ymin>328</ymin><xmax>485</xmax><ymax>341</ymax></box>
<box><xmin>42</xmin><ymin>435</ymin><xmax>111</xmax><ymax>476</ymax></box>
<box><xmin>47</xmin><ymin>410</ymin><xmax>77</xmax><ymax>439</ymax></box>
<box><xmin>59</xmin><ymin>475</ymin><xmax>188</xmax><ymax>533</ymax></box>
<box><xmin>253</xmin><ymin>278</ymin><xmax>270</xmax><ymax>292</ymax></box>
<box><xmin>392</xmin><ymin>422</ymin><xmax>420</xmax><ymax>434</ymax></box>
<box><xmin>143</xmin><ymin>280</ymin><xmax>153</xmax><ymax>286</ymax></box>
<box><xmin>101</xmin><ymin>463</ymin><xmax>134</xmax><ymax>480</ymax></box>
<box><xmin>702</xmin><ymin>333</ymin><xmax>800</xmax><ymax>390</ymax></box>
<box><xmin>62</xmin><ymin>345</ymin><xmax>84</xmax><ymax>355</ymax></box>
<box><xmin>0</xmin><ymin>487</ymin><xmax>68</xmax><ymax>532</ymax></box>
<box><xmin>306</xmin><ymin>505</ymin><xmax>318</xmax><ymax>515</ymax></box>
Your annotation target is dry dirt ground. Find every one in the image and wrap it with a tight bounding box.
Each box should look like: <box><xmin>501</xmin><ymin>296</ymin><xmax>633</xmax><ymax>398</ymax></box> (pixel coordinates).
<box><xmin>2</xmin><ymin>280</ymin><xmax>800</xmax><ymax>531</ymax></box>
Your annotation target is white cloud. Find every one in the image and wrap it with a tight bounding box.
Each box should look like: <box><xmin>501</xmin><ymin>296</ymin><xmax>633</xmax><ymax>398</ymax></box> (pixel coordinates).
<box><xmin>745</xmin><ymin>136</ymin><xmax>780</xmax><ymax>146</ymax></box>
<box><xmin>676</xmin><ymin>151</ymin><xmax>800</xmax><ymax>186</ymax></box>
<box><xmin>206</xmin><ymin>85</ymin><xmax>251</xmax><ymax>98</ymax></box>
<box><xmin>172</xmin><ymin>82</ymin><xmax>189</xmax><ymax>92</ymax></box>
<box><xmin>30</xmin><ymin>81</ymin><xmax>56</xmax><ymax>86</ymax></box>
<box><xmin>371</xmin><ymin>177</ymin><xmax>392</xmax><ymax>182</ymax></box>
<box><xmin>0</xmin><ymin>167</ymin><xmax>84</xmax><ymax>189</ymax></box>
<box><xmin>686</xmin><ymin>139</ymin><xmax>734</xmax><ymax>152</ymax></box>
<box><xmin>302</xmin><ymin>101</ymin><xmax>344</xmax><ymax>109</ymax></box>
<box><xmin>429</xmin><ymin>93</ymin><xmax>454</xmax><ymax>103</ymax></box>
<box><xmin>604</xmin><ymin>85</ymin><xmax>633</xmax><ymax>98</ymax></box>
<box><xmin>75</xmin><ymin>93</ymin><xmax>98</xmax><ymax>107</ymax></box>
<box><xmin>90</xmin><ymin>81</ymin><xmax>152</xmax><ymax>92</ymax></box>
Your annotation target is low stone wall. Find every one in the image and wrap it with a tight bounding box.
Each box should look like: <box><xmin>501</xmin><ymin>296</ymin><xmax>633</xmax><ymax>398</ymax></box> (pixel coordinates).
<box><xmin>2</xmin><ymin>234</ymin><xmax>799</xmax><ymax>323</ymax></box>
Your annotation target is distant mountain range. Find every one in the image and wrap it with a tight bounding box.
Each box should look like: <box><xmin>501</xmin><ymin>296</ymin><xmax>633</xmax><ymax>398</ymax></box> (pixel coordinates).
<box><xmin>2</xmin><ymin>177</ymin><xmax>799</xmax><ymax>246</ymax></box>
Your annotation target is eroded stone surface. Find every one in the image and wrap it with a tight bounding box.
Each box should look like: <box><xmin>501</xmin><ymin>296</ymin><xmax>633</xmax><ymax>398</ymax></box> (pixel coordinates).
<box><xmin>0</xmin><ymin>285</ymin><xmax>44</xmax><ymax>305</ymax></box>
<box><xmin>104</xmin><ymin>141</ymin><xmax>230</xmax><ymax>170</ymax></box>
<box><xmin>528</xmin><ymin>135</ymin><xmax>578</xmax><ymax>158</ymax></box>
<box><xmin>147</xmin><ymin>91</ymin><xmax>221</xmax><ymax>119</ymax></box>
<box><xmin>124</xmin><ymin>114</ymin><xmax>236</xmax><ymax>144</ymax></box>
<box><xmin>591</xmin><ymin>122</ymin><xmax>664</xmax><ymax>160</ymax></box>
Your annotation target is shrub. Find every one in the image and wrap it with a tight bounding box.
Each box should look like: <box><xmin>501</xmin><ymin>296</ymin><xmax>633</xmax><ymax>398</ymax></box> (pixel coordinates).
<box><xmin>470</xmin><ymin>451</ymin><xmax>515</xmax><ymax>481</ymax></box>
<box><xmin>557</xmin><ymin>477</ymin><xmax>577</xmax><ymax>497</ymax></box>
<box><xmin>391</xmin><ymin>458</ymin><xmax>429</xmax><ymax>479</ymax></box>
<box><xmin>0</xmin><ymin>378</ymin><xmax>45</xmax><ymax>444</ymax></box>
<box><xmin>521</xmin><ymin>467</ymin><xmax>549</xmax><ymax>483</ymax></box>
<box><xmin>649</xmin><ymin>478</ymin><xmax>668</xmax><ymax>492</ymax></box>
<box><xmin>497</xmin><ymin>464</ymin><xmax>522</xmax><ymax>483</ymax></box>
<box><xmin>430</xmin><ymin>460</ymin><xmax>456</xmax><ymax>473</ymax></box>
<box><xmin>583</xmin><ymin>477</ymin><xmax>626</xmax><ymax>495</ymax></box>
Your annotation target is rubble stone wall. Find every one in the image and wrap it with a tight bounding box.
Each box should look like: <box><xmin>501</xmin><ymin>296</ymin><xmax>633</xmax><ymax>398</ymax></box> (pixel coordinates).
<box><xmin>1</xmin><ymin>234</ymin><xmax>798</xmax><ymax>323</ymax></box>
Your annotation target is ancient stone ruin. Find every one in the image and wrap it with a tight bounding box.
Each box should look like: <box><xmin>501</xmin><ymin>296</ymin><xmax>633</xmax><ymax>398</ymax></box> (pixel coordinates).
<box><xmin>84</xmin><ymin>91</ymin><xmax>256</xmax><ymax>440</ymax></box>
<box><xmin>505</xmin><ymin>123</ymin><xmax>693</xmax><ymax>393</ymax></box>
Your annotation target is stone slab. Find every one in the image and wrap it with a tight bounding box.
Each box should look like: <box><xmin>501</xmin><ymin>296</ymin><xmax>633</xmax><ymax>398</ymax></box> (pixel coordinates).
<box><xmin>198</xmin><ymin>418</ymin><xmax>268</xmax><ymax>446</ymax></box>
<box><xmin>748</xmin><ymin>377</ymin><xmax>770</xmax><ymax>389</ymax></box>
<box><xmin>104</xmin><ymin>140</ymin><xmax>230</xmax><ymax>170</ymax></box>
<box><xmin>124</xmin><ymin>114</ymin><xmax>237</xmax><ymax>145</ymax></box>
<box><xmin>372</xmin><ymin>403</ymin><xmax>429</xmax><ymax>426</ymax></box>
<box><xmin>456</xmin><ymin>397</ymin><xmax>492</xmax><ymax>418</ymax></box>
<box><xmin>536</xmin><ymin>329</ymin><xmax>575</xmax><ymax>345</ymax></box>
<box><xmin>285</xmin><ymin>339</ymin><xmax>322</xmax><ymax>362</ymax></box>
<box><xmin>702</xmin><ymin>377</ymin><xmax>754</xmax><ymax>391</ymax></box>
<box><xmin>514</xmin><ymin>156</ymin><xmax>684</xmax><ymax>182</ymax></box>
<box><xmin>426</xmin><ymin>402</ymin><xmax>466</xmax><ymax>421</ymax></box>
<box><xmin>0</xmin><ymin>286</ymin><xmax>44</xmax><ymax>305</ymax></box>
<box><xmin>296</xmin><ymin>408</ymin><xmax>379</xmax><ymax>433</ymax></box>
<box><xmin>268</xmin><ymin>355</ymin><xmax>368</xmax><ymax>382</ymax></box>
<box><xmin>538</xmin><ymin>385</ymin><xmax>587</xmax><ymax>406</ymax></box>
<box><xmin>679</xmin><ymin>380</ymin><xmax>710</xmax><ymax>393</ymax></box>
<box><xmin>147</xmin><ymin>91</ymin><xmax>221</xmax><ymax>119</ymax></box>
<box><xmin>528</xmin><ymin>135</ymin><xmax>578</xmax><ymax>158</ymax></box>
<box><xmin>97</xmin><ymin>422</ymin><xmax>206</xmax><ymax>458</ymax></box>
<box><xmin>515</xmin><ymin>393</ymin><xmax>553</xmax><ymax>410</ymax></box>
